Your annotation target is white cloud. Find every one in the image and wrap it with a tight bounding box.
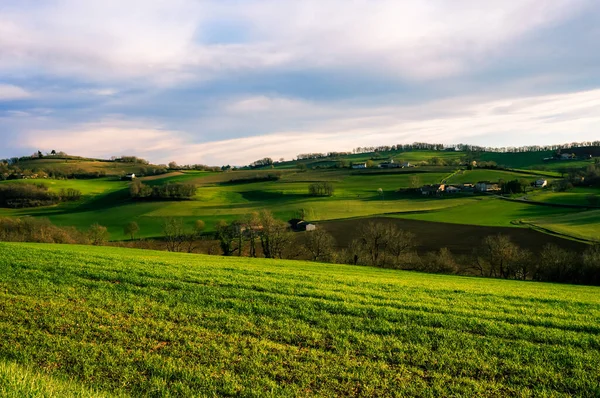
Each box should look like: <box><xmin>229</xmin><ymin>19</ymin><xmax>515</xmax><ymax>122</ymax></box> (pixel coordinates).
<box><xmin>0</xmin><ymin>0</ymin><xmax>589</xmax><ymax>85</ymax></box>
<box><xmin>15</xmin><ymin>89</ymin><xmax>600</xmax><ymax>165</ymax></box>
<box><xmin>0</xmin><ymin>84</ymin><xmax>31</xmax><ymax>100</ymax></box>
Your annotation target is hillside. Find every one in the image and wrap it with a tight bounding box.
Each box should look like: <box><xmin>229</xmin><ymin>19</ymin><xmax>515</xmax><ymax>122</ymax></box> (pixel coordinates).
<box><xmin>0</xmin><ymin>243</ymin><xmax>599</xmax><ymax>396</ymax></box>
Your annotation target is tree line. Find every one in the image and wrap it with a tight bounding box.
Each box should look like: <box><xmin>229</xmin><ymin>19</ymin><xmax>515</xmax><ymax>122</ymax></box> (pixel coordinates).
<box><xmin>0</xmin><ymin>184</ymin><xmax>81</xmax><ymax>208</ymax></box>
<box><xmin>1</xmin><ymin>215</ymin><xmax>599</xmax><ymax>286</ymax></box>
<box><xmin>129</xmin><ymin>180</ymin><xmax>197</xmax><ymax>200</ymax></box>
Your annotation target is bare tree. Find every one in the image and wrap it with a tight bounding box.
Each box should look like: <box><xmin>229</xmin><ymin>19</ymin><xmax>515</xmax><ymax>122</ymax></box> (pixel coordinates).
<box><xmin>480</xmin><ymin>235</ymin><xmax>519</xmax><ymax>278</ymax></box>
<box><xmin>259</xmin><ymin>210</ymin><xmax>292</xmax><ymax>259</ymax></box>
<box><xmin>163</xmin><ymin>218</ymin><xmax>186</xmax><ymax>252</ymax></box>
<box><xmin>387</xmin><ymin>228</ymin><xmax>417</xmax><ymax>265</ymax></box>
<box><xmin>304</xmin><ymin>229</ymin><xmax>336</xmax><ymax>262</ymax></box>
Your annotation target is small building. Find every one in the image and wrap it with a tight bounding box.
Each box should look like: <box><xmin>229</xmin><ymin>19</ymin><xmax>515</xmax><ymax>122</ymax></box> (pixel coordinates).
<box><xmin>121</xmin><ymin>173</ymin><xmax>136</xmax><ymax>181</ymax></box>
<box><xmin>461</xmin><ymin>183</ymin><xmax>475</xmax><ymax>192</ymax></box>
<box><xmin>476</xmin><ymin>181</ymin><xmax>500</xmax><ymax>192</ymax></box>
<box><xmin>351</xmin><ymin>162</ymin><xmax>367</xmax><ymax>169</ymax></box>
<box><xmin>288</xmin><ymin>219</ymin><xmax>316</xmax><ymax>232</ymax></box>
<box><xmin>445</xmin><ymin>185</ymin><xmax>461</xmax><ymax>194</ymax></box>
<box><xmin>401</xmin><ymin>162</ymin><xmax>414</xmax><ymax>168</ymax></box>
<box><xmin>534</xmin><ymin>179</ymin><xmax>548</xmax><ymax>188</ymax></box>
<box><xmin>379</xmin><ymin>160</ymin><xmax>400</xmax><ymax>169</ymax></box>
<box><xmin>421</xmin><ymin>184</ymin><xmax>445</xmax><ymax>196</ymax></box>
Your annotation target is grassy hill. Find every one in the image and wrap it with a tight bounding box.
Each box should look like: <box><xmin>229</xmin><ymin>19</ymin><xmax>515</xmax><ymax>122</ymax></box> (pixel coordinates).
<box><xmin>1</xmin><ymin>165</ymin><xmax>599</xmax><ymax>245</ymax></box>
<box><xmin>0</xmin><ymin>243</ymin><xmax>599</xmax><ymax>396</ymax></box>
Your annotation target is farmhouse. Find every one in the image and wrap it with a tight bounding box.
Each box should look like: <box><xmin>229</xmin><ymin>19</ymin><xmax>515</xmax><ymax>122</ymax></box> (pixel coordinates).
<box><xmin>461</xmin><ymin>183</ymin><xmax>475</xmax><ymax>192</ymax></box>
<box><xmin>476</xmin><ymin>181</ymin><xmax>500</xmax><ymax>192</ymax></box>
<box><xmin>534</xmin><ymin>179</ymin><xmax>548</xmax><ymax>188</ymax></box>
<box><xmin>379</xmin><ymin>160</ymin><xmax>400</xmax><ymax>169</ymax></box>
<box><xmin>421</xmin><ymin>184</ymin><xmax>445</xmax><ymax>196</ymax></box>
<box><xmin>445</xmin><ymin>185</ymin><xmax>461</xmax><ymax>194</ymax></box>
<box><xmin>351</xmin><ymin>162</ymin><xmax>367</xmax><ymax>169</ymax></box>
<box><xmin>401</xmin><ymin>162</ymin><xmax>414</xmax><ymax>168</ymax></box>
<box><xmin>288</xmin><ymin>219</ymin><xmax>317</xmax><ymax>231</ymax></box>
<box><xmin>121</xmin><ymin>173</ymin><xmax>136</xmax><ymax>181</ymax></box>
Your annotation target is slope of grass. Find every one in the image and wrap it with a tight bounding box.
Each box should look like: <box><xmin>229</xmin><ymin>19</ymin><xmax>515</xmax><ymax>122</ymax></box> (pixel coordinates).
<box><xmin>396</xmin><ymin>197</ymin><xmax>583</xmax><ymax>227</ymax></box>
<box><xmin>527</xmin><ymin>209</ymin><xmax>600</xmax><ymax>242</ymax></box>
<box><xmin>1</xmin><ymin>243</ymin><xmax>599</xmax><ymax>396</ymax></box>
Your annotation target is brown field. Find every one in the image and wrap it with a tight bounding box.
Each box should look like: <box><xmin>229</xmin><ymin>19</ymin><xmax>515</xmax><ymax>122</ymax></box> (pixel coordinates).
<box><xmin>318</xmin><ymin>217</ymin><xmax>588</xmax><ymax>255</ymax></box>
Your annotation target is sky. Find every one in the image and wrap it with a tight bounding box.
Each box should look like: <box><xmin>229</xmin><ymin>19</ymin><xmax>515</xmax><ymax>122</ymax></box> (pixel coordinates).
<box><xmin>1</xmin><ymin>0</ymin><xmax>599</xmax><ymax>166</ymax></box>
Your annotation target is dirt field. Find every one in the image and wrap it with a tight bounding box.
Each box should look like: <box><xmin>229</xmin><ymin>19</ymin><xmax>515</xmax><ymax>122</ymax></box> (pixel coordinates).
<box><xmin>318</xmin><ymin>217</ymin><xmax>588</xmax><ymax>255</ymax></box>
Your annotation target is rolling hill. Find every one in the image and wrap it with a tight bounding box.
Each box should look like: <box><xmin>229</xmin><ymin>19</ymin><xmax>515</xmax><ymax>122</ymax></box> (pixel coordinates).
<box><xmin>1</xmin><ymin>243</ymin><xmax>599</xmax><ymax>396</ymax></box>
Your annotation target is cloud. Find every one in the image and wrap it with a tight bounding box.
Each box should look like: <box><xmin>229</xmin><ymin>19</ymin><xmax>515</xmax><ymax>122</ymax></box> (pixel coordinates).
<box><xmin>11</xmin><ymin>89</ymin><xmax>600</xmax><ymax>165</ymax></box>
<box><xmin>0</xmin><ymin>84</ymin><xmax>31</xmax><ymax>100</ymax></box>
<box><xmin>0</xmin><ymin>1</ymin><xmax>599</xmax><ymax>163</ymax></box>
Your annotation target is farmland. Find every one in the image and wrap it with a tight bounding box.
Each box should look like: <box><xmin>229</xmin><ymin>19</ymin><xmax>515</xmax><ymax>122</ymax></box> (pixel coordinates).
<box><xmin>1</xmin><ymin>243</ymin><xmax>599</xmax><ymax>396</ymax></box>
<box><xmin>2</xmin><ymin>154</ymin><xmax>599</xmax><ymax>245</ymax></box>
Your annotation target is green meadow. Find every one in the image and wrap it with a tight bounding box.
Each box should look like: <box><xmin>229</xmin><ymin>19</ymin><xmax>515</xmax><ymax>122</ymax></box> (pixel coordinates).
<box><xmin>1</xmin><ymin>243</ymin><xmax>599</xmax><ymax>397</ymax></box>
<box><xmin>1</xmin><ymin>162</ymin><xmax>599</xmax><ymax>242</ymax></box>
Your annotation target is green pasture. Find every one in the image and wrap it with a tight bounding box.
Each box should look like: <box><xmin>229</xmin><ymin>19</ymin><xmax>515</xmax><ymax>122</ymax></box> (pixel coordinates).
<box><xmin>0</xmin><ymin>168</ymin><xmax>596</xmax><ymax>242</ymax></box>
<box><xmin>445</xmin><ymin>169</ymin><xmax>547</xmax><ymax>185</ymax></box>
<box><xmin>524</xmin><ymin>187</ymin><xmax>600</xmax><ymax>207</ymax></box>
<box><xmin>395</xmin><ymin>197</ymin><xmax>584</xmax><ymax>228</ymax></box>
<box><xmin>527</xmin><ymin>210</ymin><xmax>600</xmax><ymax>243</ymax></box>
<box><xmin>0</xmin><ymin>243</ymin><xmax>599</xmax><ymax>396</ymax></box>
<box><xmin>15</xmin><ymin>158</ymin><xmax>161</xmax><ymax>176</ymax></box>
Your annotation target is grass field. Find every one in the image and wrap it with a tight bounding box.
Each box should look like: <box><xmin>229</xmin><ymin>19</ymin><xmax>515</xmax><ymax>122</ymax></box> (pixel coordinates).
<box><xmin>0</xmin><ymin>243</ymin><xmax>599</xmax><ymax>396</ymax></box>
<box><xmin>527</xmin><ymin>210</ymin><xmax>600</xmax><ymax>243</ymax></box>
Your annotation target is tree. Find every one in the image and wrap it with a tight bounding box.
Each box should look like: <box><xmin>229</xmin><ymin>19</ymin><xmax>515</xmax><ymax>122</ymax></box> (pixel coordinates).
<box><xmin>377</xmin><ymin>188</ymin><xmax>384</xmax><ymax>200</ymax></box>
<box><xmin>163</xmin><ymin>218</ymin><xmax>186</xmax><ymax>252</ymax></box>
<box><xmin>215</xmin><ymin>220</ymin><xmax>238</xmax><ymax>256</ymax></box>
<box><xmin>168</xmin><ymin>161</ymin><xmax>178</xmax><ymax>170</ymax></box>
<box><xmin>387</xmin><ymin>228</ymin><xmax>417</xmax><ymax>264</ymax></box>
<box><xmin>259</xmin><ymin>210</ymin><xmax>292</xmax><ymax>259</ymax></box>
<box><xmin>124</xmin><ymin>221</ymin><xmax>140</xmax><ymax>240</ymax></box>
<box><xmin>304</xmin><ymin>229</ymin><xmax>336</xmax><ymax>262</ymax></box>
<box><xmin>479</xmin><ymin>234</ymin><xmax>519</xmax><ymax>278</ymax></box>
<box><xmin>88</xmin><ymin>223</ymin><xmax>109</xmax><ymax>245</ymax></box>
<box><xmin>536</xmin><ymin>244</ymin><xmax>575</xmax><ymax>282</ymax></box>
<box><xmin>308</xmin><ymin>182</ymin><xmax>334</xmax><ymax>197</ymax></box>
<box><xmin>355</xmin><ymin>222</ymin><xmax>391</xmax><ymax>266</ymax></box>
<box><xmin>366</xmin><ymin>160</ymin><xmax>375</xmax><ymax>168</ymax></box>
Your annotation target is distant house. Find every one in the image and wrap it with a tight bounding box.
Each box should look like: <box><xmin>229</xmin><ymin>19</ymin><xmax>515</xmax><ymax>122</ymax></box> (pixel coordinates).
<box><xmin>560</xmin><ymin>153</ymin><xmax>574</xmax><ymax>160</ymax></box>
<box><xmin>534</xmin><ymin>179</ymin><xmax>548</xmax><ymax>188</ymax></box>
<box><xmin>475</xmin><ymin>181</ymin><xmax>500</xmax><ymax>192</ymax></box>
<box><xmin>352</xmin><ymin>162</ymin><xmax>367</xmax><ymax>169</ymax></box>
<box><xmin>461</xmin><ymin>183</ymin><xmax>475</xmax><ymax>192</ymax></box>
<box><xmin>445</xmin><ymin>185</ymin><xmax>461</xmax><ymax>194</ymax></box>
<box><xmin>379</xmin><ymin>160</ymin><xmax>400</xmax><ymax>169</ymax></box>
<box><xmin>401</xmin><ymin>162</ymin><xmax>414</xmax><ymax>168</ymax></box>
<box><xmin>288</xmin><ymin>219</ymin><xmax>316</xmax><ymax>232</ymax></box>
<box><xmin>121</xmin><ymin>173</ymin><xmax>136</xmax><ymax>181</ymax></box>
<box><xmin>421</xmin><ymin>184</ymin><xmax>445</xmax><ymax>196</ymax></box>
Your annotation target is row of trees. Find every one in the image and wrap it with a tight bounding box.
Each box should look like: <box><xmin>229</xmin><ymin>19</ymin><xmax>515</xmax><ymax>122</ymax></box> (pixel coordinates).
<box><xmin>1</xmin><ymin>215</ymin><xmax>599</xmax><ymax>285</ymax></box>
<box><xmin>0</xmin><ymin>184</ymin><xmax>82</xmax><ymax>208</ymax></box>
<box><xmin>308</xmin><ymin>182</ymin><xmax>334</xmax><ymax>196</ymax></box>
<box><xmin>129</xmin><ymin>180</ymin><xmax>197</xmax><ymax>200</ymax></box>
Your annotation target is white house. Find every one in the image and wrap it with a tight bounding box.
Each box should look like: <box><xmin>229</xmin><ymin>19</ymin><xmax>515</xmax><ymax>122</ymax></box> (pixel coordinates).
<box><xmin>535</xmin><ymin>179</ymin><xmax>548</xmax><ymax>188</ymax></box>
<box><xmin>476</xmin><ymin>181</ymin><xmax>500</xmax><ymax>192</ymax></box>
<box><xmin>122</xmin><ymin>173</ymin><xmax>136</xmax><ymax>181</ymax></box>
<box><xmin>352</xmin><ymin>162</ymin><xmax>367</xmax><ymax>169</ymax></box>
